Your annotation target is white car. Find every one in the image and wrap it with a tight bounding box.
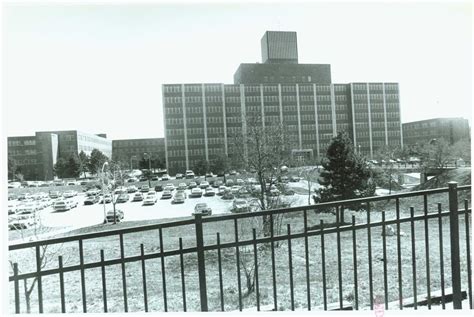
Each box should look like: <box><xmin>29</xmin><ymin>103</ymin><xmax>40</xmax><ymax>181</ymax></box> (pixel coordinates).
<box><xmin>190</xmin><ymin>188</ymin><xmax>203</xmax><ymax>198</ymax></box>
<box><xmin>217</xmin><ymin>186</ymin><xmax>227</xmax><ymax>196</ymax></box>
<box><xmin>232</xmin><ymin>199</ymin><xmax>250</xmax><ymax>213</ymax></box>
<box><xmin>63</xmin><ymin>190</ymin><xmax>77</xmax><ymax>198</ymax></box>
<box><xmin>9</xmin><ymin>211</ymin><xmax>37</xmax><ymax>230</ymax></box>
<box><xmin>164</xmin><ymin>183</ymin><xmax>175</xmax><ymax>191</ymax></box>
<box><xmin>17</xmin><ymin>202</ymin><xmax>39</xmax><ymax>213</ymax></box>
<box><xmin>185</xmin><ymin>170</ymin><xmax>195</xmax><ymax>179</ymax></box>
<box><xmin>8</xmin><ymin>202</ymin><xmax>17</xmax><ymax>215</ymax></box>
<box><xmin>231</xmin><ymin>185</ymin><xmax>242</xmax><ymax>194</ymax></box>
<box><xmin>199</xmin><ymin>181</ymin><xmax>210</xmax><ymax>189</ymax></box>
<box><xmin>143</xmin><ymin>192</ymin><xmax>158</xmax><ymax>205</ymax></box>
<box><xmin>53</xmin><ymin>199</ymin><xmax>77</xmax><ymax>211</ymax></box>
<box><xmin>161</xmin><ymin>174</ymin><xmax>171</xmax><ymax>181</ymax></box>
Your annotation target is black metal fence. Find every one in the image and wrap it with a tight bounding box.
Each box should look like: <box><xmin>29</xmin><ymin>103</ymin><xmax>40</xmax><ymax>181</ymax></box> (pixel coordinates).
<box><xmin>8</xmin><ymin>182</ymin><xmax>472</xmax><ymax>313</ymax></box>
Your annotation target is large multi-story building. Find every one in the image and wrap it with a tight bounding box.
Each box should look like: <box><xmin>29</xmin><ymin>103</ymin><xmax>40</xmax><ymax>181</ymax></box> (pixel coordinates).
<box><xmin>8</xmin><ymin>130</ymin><xmax>111</xmax><ymax>180</ymax></box>
<box><xmin>112</xmin><ymin>138</ymin><xmax>165</xmax><ymax>169</ymax></box>
<box><xmin>403</xmin><ymin>117</ymin><xmax>470</xmax><ymax>146</ymax></box>
<box><xmin>162</xmin><ymin>31</ymin><xmax>403</xmax><ymax>175</ymax></box>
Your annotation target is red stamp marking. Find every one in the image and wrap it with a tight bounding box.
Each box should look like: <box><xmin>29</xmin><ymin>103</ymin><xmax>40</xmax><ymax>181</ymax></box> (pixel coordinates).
<box><xmin>374</xmin><ymin>295</ymin><xmax>385</xmax><ymax>317</ymax></box>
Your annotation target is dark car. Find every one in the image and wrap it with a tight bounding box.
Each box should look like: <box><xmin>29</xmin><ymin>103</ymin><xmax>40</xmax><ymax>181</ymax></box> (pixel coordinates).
<box><xmin>139</xmin><ymin>176</ymin><xmax>148</xmax><ymax>182</ymax></box>
<box><xmin>154</xmin><ymin>184</ymin><xmax>163</xmax><ymax>192</ymax></box>
<box><xmin>116</xmin><ymin>194</ymin><xmax>130</xmax><ymax>203</ymax></box>
<box><xmin>104</xmin><ymin>209</ymin><xmax>124</xmax><ymax>224</ymax></box>
<box><xmin>84</xmin><ymin>195</ymin><xmax>100</xmax><ymax>205</ymax></box>
<box><xmin>151</xmin><ymin>176</ymin><xmax>159</xmax><ymax>181</ymax></box>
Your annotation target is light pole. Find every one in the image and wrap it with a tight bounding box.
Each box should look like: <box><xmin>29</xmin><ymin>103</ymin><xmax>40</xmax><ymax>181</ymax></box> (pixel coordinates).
<box><xmin>101</xmin><ymin>161</ymin><xmax>109</xmax><ymax>223</ymax></box>
<box><xmin>144</xmin><ymin>153</ymin><xmax>152</xmax><ymax>187</ymax></box>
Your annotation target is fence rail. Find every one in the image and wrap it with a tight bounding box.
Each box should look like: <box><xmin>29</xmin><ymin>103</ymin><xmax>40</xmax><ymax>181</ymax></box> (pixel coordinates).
<box><xmin>8</xmin><ymin>182</ymin><xmax>472</xmax><ymax>313</ymax></box>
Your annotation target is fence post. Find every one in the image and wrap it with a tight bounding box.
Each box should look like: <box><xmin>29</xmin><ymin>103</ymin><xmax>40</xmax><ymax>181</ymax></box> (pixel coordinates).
<box><xmin>195</xmin><ymin>214</ymin><xmax>208</xmax><ymax>311</ymax></box>
<box><xmin>448</xmin><ymin>181</ymin><xmax>462</xmax><ymax>309</ymax></box>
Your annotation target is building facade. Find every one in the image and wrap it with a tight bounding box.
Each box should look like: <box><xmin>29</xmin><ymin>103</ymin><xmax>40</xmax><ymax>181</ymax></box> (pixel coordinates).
<box><xmin>8</xmin><ymin>130</ymin><xmax>111</xmax><ymax>180</ymax></box>
<box><xmin>403</xmin><ymin>117</ymin><xmax>470</xmax><ymax>146</ymax></box>
<box><xmin>112</xmin><ymin>138</ymin><xmax>165</xmax><ymax>169</ymax></box>
<box><xmin>162</xmin><ymin>31</ymin><xmax>403</xmax><ymax>175</ymax></box>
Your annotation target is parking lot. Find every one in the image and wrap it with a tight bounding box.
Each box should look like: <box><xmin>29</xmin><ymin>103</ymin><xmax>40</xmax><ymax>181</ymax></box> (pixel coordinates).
<box><xmin>8</xmin><ymin>176</ymin><xmax>312</xmax><ymax>241</ymax></box>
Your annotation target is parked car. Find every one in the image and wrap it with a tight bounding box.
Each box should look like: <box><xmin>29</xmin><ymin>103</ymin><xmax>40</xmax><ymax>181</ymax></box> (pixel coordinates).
<box><xmin>53</xmin><ymin>199</ymin><xmax>77</xmax><ymax>211</ymax></box>
<box><xmin>140</xmin><ymin>185</ymin><xmax>150</xmax><ymax>193</ymax></box>
<box><xmin>49</xmin><ymin>191</ymin><xmax>61</xmax><ymax>199</ymax></box>
<box><xmin>139</xmin><ymin>176</ymin><xmax>148</xmax><ymax>182</ymax></box>
<box><xmin>143</xmin><ymin>192</ymin><xmax>158</xmax><ymax>205</ymax></box>
<box><xmin>154</xmin><ymin>184</ymin><xmax>163</xmax><ymax>192</ymax></box>
<box><xmin>132</xmin><ymin>192</ymin><xmax>144</xmax><ymax>202</ymax></box>
<box><xmin>212</xmin><ymin>180</ymin><xmax>223</xmax><ymax>188</ymax></box>
<box><xmin>178</xmin><ymin>183</ymin><xmax>187</xmax><ymax>191</ymax></box>
<box><xmin>187</xmin><ymin>181</ymin><xmax>198</xmax><ymax>189</ymax></box>
<box><xmin>104</xmin><ymin>209</ymin><xmax>124</xmax><ymax>223</ymax></box>
<box><xmin>290</xmin><ymin>176</ymin><xmax>301</xmax><ymax>182</ymax></box>
<box><xmin>127</xmin><ymin>186</ymin><xmax>138</xmax><ymax>193</ymax></box>
<box><xmin>9</xmin><ymin>211</ymin><xmax>37</xmax><ymax>230</ymax></box>
<box><xmin>161</xmin><ymin>174</ymin><xmax>170</xmax><ymax>181</ymax></box>
<box><xmin>232</xmin><ymin>199</ymin><xmax>250</xmax><ymax>213</ymax></box>
<box><xmin>8</xmin><ymin>202</ymin><xmax>17</xmax><ymax>215</ymax></box>
<box><xmin>172</xmin><ymin>192</ymin><xmax>186</xmax><ymax>204</ymax></box>
<box><xmin>175</xmin><ymin>173</ymin><xmax>184</xmax><ymax>179</ymax></box>
<box><xmin>161</xmin><ymin>190</ymin><xmax>172</xmax><ymax>199</ymax></box>
<box><xmin>116</xmin><ymin>194</ymin><xmax>130</xmax><ymax>203</ymax></box>
<box><xmin>269</xmin><ymin>188</ymin><xmax>280</xmax><ymax>196</ymax></box>
<box><xmin>100</xmin><ymin>194</ymin><xmax>112</xmax><ymax>204</ymax></box>
<box><xmin>17</xmin><ymin>202</ymin><xmax>39</xmax><ymax>214</ymax></box>
<box><xmin>226</xmin><ymin>179</ymin><xmax>234</xmax><ymax>187</ymax></box>
<box><xmin>222</xmin><ymin>191</ymin><xmax>234</xmax><ymax>200</ymax></box>
<box><xmin>63</xmin><ymin>190</ymin><xmax>77</xmax><ymax>198</ymax></box>
<box><xmin>203</xmin><ymin>187</ymin><xmax>216</xmax><ymax>197</ymax></box>
<box><xmin>236</xmin><ymin>179</ymin><xmax>245</xmax><ymax>186</ymax></box>
<box><xmin>190</xmin><ymin>188</ymin><xmax>203</xmax><ymax>198</ymax></box>
<box><xmin>205</xmin><ymin>172</ymin><xmax>214</xmax><ymax>178</ymax></box>
<box><xmin>84</xmin><ymin>195</ymin><xmax>100</xmax><ymax>205</ymax></box>
<box><xmin>164</xmin><ymin>184</ymin><xmax>175</xmax><ymax>191</ymax></box>
<box><xmin>199</xmin><ymin>181</ymin><xmax>210</xmax><ymax>189</ymax></box>
<box><xmin>193</xmin><ymin>203</ymin><xmax>212</xmax><ymax>216</ymax></box>
<box><xmin>185</xmin><ymin>170</ymin><xmax>195</xmax><ymax>179</ymax></box>
<box><xmin>231</xmin><ymin>185</ymin><xmax>242</xmax><ymax>195</ymax></box>
<box><xmin>229</xmin><ymin>170</ymin><xmax>237</xmax><ymax>175</ymax></box>
<box><xmin>151</xmin><ymin>175</ymin><xmax>159</xmax><ymax>181</ymax></box>
<box><xmin>86</xmin><ymin>189</ymin><xmax>101</xmax><ymax>197</ymax></box>
<box><xmin>114</xmin><ymin>187</ymin><xmax>127</xmax><ymax>195</ymax></box>
<box><xmin>217</xmin><ymin>186</ymin><xmax>227</xmax><ymax>196</ymax></box>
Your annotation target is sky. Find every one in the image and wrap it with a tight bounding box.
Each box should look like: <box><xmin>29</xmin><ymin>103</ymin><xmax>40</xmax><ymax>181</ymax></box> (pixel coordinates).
<box><xmin>3</xmin><ymin>1</ymin><xmax>472</xmax><ymax>140</ymax></box>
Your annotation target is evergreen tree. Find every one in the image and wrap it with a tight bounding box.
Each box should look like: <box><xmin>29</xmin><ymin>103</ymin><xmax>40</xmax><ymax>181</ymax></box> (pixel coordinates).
<box><xmin>316</xmin><ymin>132</ymin><xmax>375</xmax><ymax>207</ymax></box>
<box><xmin>193</xmin><ymin>159</ymin><xmax>210</xmax><ymax>176</ymax></box>
<box><xmin>68</xmin><ymin>155</ymin><xmax>81</xmax><ymax>178</ymax></box>
<box><xmin>88</xmin><ymin>149</ymin><xmax>109</xmax><ymax>175</ymax></box>
<box><xmin>54</xmin><ymin>158</ymin><xmax>68</xmax><ymax>178</ymax></box>
<box><xmin>78</xmin><ymin>151</ymin><xmax>90</xmax><ymax>178</ymax></box>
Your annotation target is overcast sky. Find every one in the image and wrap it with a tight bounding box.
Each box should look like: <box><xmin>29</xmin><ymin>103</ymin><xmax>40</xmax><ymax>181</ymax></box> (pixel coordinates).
<box><xmin>3</xmin><ymin>1</ymin><xmax>472</xmax><ymax>140</ymax></box>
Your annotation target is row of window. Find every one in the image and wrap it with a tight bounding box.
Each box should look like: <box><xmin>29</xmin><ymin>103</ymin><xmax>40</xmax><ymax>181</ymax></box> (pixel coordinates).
<box><xmin>8</xmin><ymin>140</ymin><xmax>37</xmax><ymax>147</ymax></box>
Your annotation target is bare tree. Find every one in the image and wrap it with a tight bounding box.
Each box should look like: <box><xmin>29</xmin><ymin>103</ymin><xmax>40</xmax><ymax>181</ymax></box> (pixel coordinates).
<box><xmin>9</xmin><ymin>216</ymin><xmax>69</xmax><ymax>313</ymax></box>
<box><xmin>231</xmin><ymin>114</ymin><xmax>294</xmax><ymax>236</ymax></box>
